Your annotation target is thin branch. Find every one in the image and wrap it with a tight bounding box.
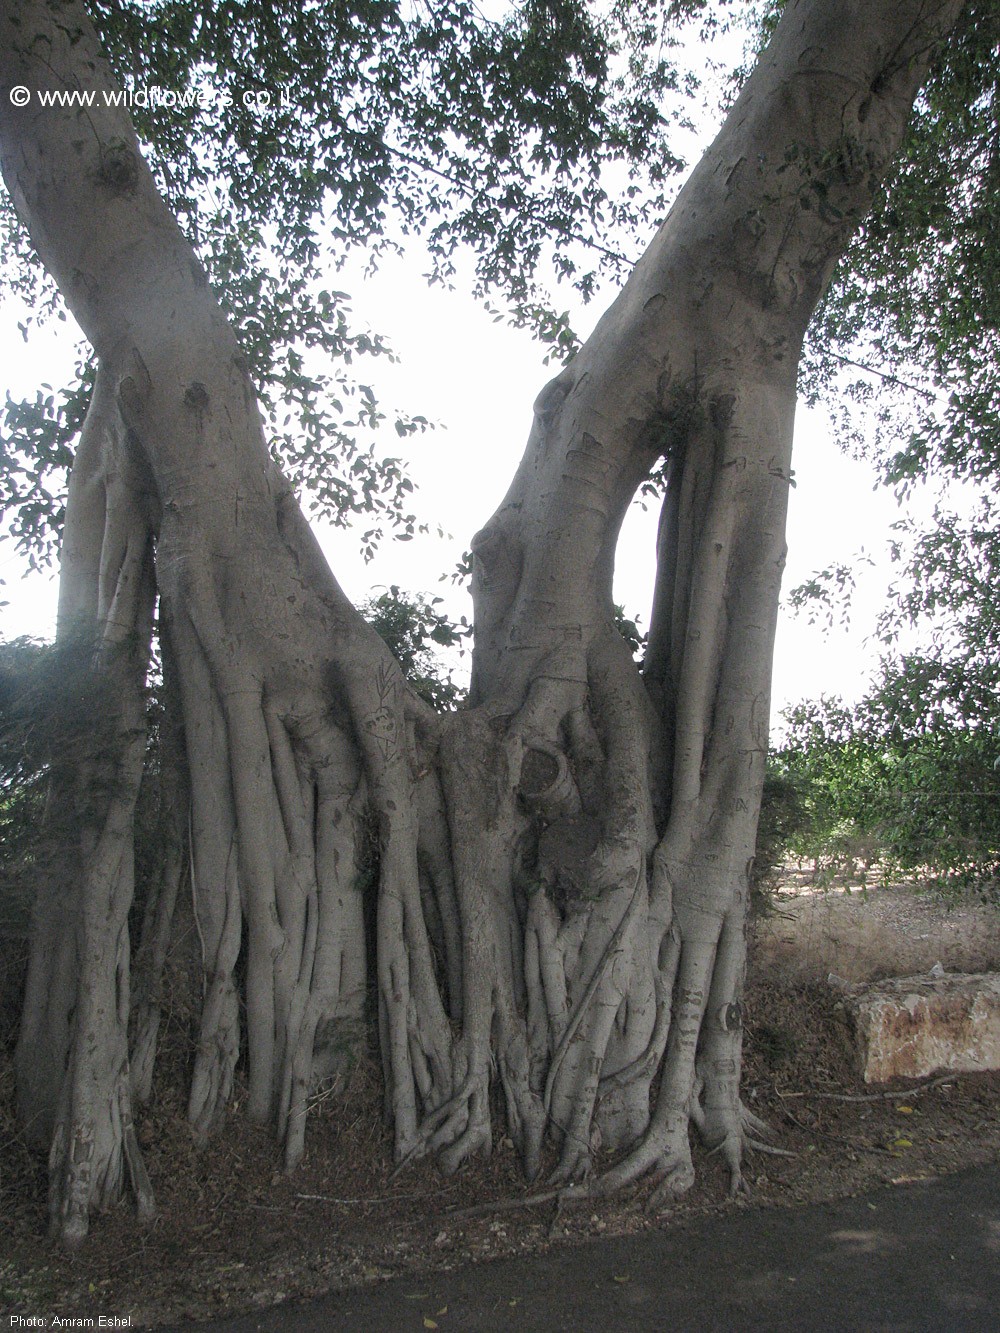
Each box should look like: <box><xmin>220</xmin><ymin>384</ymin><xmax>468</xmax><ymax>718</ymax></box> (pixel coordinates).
<box><xmin>379</xmin><ymin>137</ymin><xmax>632</xmax><ymax>267</ymax></box>
<box><xmin>825</xmin><ymin>349</ymin><xmax>940</xmax><ymax>401</ymax></box>
<box><xmin>295</xmin><ymin>1183</ymin><xmax>461</xmax><ymax>1207</ymax></box>
<box><xmin>745</xmin><ymin>1138</ymin><xmax>800</xmax><ymax>1158</ymax></box>
<box><xmin>776</xmin><ymin>1073</ymin><xmax>955</xmax><ymax>1103</ymax></box>
<box><xmin>443</xmin><ymin>1183</ymin><xmax>595</xmax><ymax>1223</ymax></box>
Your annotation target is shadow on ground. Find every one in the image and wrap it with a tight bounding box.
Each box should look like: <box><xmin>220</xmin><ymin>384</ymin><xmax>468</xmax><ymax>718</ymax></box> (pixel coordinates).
<box><xmin>180</xmin><ymin>1165</ymin><xmax>1000</xmax><ymax>1333</ymax></box>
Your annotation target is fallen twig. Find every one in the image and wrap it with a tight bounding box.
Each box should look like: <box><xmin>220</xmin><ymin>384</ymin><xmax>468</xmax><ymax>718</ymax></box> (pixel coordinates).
<box><xmin>296</xmin><ymin>1183</ymin><xmax>460</xmax><ymax>1207</ymax></box>
<box><xmin>778</xmin><ymin>1074</ymin><xmax>955</xmax><ymax>1104</ymax></box>
<box><xmin>445</xmin><ymin>1183</ymin><xmax>592</xmax><ymax>1224</ymax></box>
<box><xmin>745</xmin><ymin>1137</ymin><xmax>799</xmax><ymax>1158</ymax></box>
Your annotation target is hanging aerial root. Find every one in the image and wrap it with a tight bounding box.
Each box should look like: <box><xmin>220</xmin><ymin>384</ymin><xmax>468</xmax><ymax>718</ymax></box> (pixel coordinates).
<box><xmin>41</xmin><ymin>480</ymin><xmax>158</xmax><ymax>1244</ymax></box>
<box><xmin>393</xmin><ymin>1073</ymin><xmax>478</xmax><ymax>1175</ymax></box>
<box><xmin>597</xmin><ymin>926</ymin><xmax>679</xmax><ymax>1102</ymax></box>
<box><xmin>50</xmin><ymin>1063</ymin><xmax>157</xmax><ymax>1246</ymax></box>
<box><xmin>418</xmin><ymin>708</ymin><xmax>538</xmax><ymax>1178</ymax></box>
<box><xmin>131</xmin><ymin>620</ymin><xmax>189</xmax><ymax>1105</ymax></box>
<box><xmin>590</xmin><ymin>913</ymin><xmax>723</xmax><ymax>1203</ymax></box>
<box><xmin>541</xmin><ymin>858</ymin><xmax>649</xmax><ymax>1184</ymax></box>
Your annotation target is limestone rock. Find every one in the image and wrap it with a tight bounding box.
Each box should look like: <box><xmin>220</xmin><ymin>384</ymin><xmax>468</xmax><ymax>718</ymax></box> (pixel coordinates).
<box><xmin>844</xmin><ymin>972</ymin><xmax>1000</xmax><ymax>1083</ymax></box>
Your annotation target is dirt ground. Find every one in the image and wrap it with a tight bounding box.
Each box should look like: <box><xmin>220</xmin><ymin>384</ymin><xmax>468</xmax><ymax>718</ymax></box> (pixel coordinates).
<box><xmin>2</xmin><ymin>874</ymin><xmax>999</xmax><ymax>1327</ymax></box>
<box><xmin>753</xmin><ymin>868</ymin><xmax>1000</xmax><ymax>984</ymax></box>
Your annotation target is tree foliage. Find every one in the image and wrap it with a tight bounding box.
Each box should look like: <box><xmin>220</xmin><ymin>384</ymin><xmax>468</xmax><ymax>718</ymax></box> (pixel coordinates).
<box><xmin>770</xmin><ymin>0</ymin><xmax>1000</xmax><ymax>897</ymax></box>
<box><xmin>771</xmin><ymin>665</ymin><xmax>1000</xmax><ymax>894</ymax></box>
<box><xmin>359</xmin><ymin>585</ymin><xmax>469</xmax><ymax>711</ymax></box>
<box><xmin>1</xmin><ymin>0</ymin><xmax>707</xmax><ymax>566</ymax></box>
<box><xmin>0</xmin><ymin>637</ymin><xmax>51</xmax><ymax>936</ymax></box>
<box><xmin>805</xmin><ymin>0</ymin><xmax>1000</xmax><ymax>484</ymax></box>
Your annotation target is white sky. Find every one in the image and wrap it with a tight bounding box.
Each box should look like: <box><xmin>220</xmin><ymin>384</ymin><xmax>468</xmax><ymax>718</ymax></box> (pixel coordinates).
<box><xmin>319</xmin><ymin>254</ymin><xmax>912</xmax><ymax>723</ymax></box>
<box><xmin>0</xmin><ymin>252</ymin><xmax>916</xmax><ymax>726</ymax></box>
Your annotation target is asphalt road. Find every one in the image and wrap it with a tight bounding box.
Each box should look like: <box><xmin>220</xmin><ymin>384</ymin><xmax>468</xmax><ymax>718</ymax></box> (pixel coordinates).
<box><xmin>174</xmin><ymin>1164</ymin><xmax>1000</xmax><ymax>1332</ymax></box>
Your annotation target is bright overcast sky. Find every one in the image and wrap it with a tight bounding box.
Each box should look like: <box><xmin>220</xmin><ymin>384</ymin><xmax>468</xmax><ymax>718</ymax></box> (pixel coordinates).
<box><xmin>0</xmin><ymin>249</ymin><xmax>912</xmax><ymax>726</ymax></box>
<box><xmin>0</xmin><ymin>13</ymin><xmax>931</xmax><ymax>728</ymax></box>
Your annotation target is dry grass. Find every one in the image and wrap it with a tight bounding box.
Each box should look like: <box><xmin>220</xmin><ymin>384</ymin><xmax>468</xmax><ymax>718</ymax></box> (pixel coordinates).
<box><xmin>752</xmin><ymin>871</ymin><xmax>1000</xmax><ymax>984</ymax></box>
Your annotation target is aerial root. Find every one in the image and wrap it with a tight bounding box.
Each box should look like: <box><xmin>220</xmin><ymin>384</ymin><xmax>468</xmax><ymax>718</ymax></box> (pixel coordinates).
<box><xmin>644</xmin><ymin>1153</ymin><xmax>697</xmax><ymax>1212</ymax></box>
<box><xmin>740</xmin><ymin>1101</ymin><xmax>774</xmax><ymax>1140</ymax></box>
<box><xmin>701</xmin><ymin>1129</ymin><xmax>747</xmax><ymax>1197</ymax></box>
<box><xmin>597</xmin><ymin>1087</ymin><xmax>785</xmax><ymax>1212</ymax></box>
<box><xmin>437</xmin><ymin>1104</ymin><xmax>492</xmax><ymax>1177</ymax></box>
<box><xmin>745</xmin><ymin>1139</ymin><xmax>799</xmax><ymax>1159</ymax></box>
<box><xmin>689</xmin><ymin>1098</ymin><xmax>786</xmax><ymax>1196</ymax></box>
<box><xmin>391</xmin><ymin>1072</ymin><xmax>478</xmax><ymax>1175</ymax></box>
<box><xmin>119</xmin><ymin>1078</ymin><xmax>156</xmax><ymax>1222</ymax></box>
<box><xmin>546</xmin><ymin>1130</ymin><xmax>594</xmax><ymax>1187</ymax></box>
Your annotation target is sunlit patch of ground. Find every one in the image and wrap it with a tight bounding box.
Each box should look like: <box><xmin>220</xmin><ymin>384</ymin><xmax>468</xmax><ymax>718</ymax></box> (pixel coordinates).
<box><xmin>752</xmin><ymin>869</ymin><xmax>1000</xmax><ymax>984</ymax></box>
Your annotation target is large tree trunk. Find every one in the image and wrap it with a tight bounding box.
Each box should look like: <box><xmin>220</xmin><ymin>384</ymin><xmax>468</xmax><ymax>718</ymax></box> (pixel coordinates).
<box><xmin>0</xmin><ymin>0</ymin><xmax>964</xmax><ymax>1243</ymax></box>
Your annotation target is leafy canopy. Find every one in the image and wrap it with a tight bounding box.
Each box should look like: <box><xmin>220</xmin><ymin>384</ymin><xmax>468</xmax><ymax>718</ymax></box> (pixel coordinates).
<box><xmin>772</xmin><ymin>673</ymin><xmax>1000</xmax><ymax>896</ymax></box>
<box><xmin>782</xmin><ymin>0</ymin><xmax>1000</xmax><ymax>865</ymax></box>
<box><xmin>804</xmin><ymin>0</ymin><xmax>1000</xmax><ymax>494</ymax></box>
<box><xmin>2</xmin><ymin>0</ymin><xmax>717</xmax><ymax>565</ymax></box>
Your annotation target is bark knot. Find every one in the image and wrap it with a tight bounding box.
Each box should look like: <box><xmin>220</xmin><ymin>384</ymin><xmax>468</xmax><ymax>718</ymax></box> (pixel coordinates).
<box><xmin>96</xmin><ymin>142</ymin><xmax>139</xmax><ymax>196</ymax></box>
<box><xmin>532</xmin><ymin>368</ymin><xmax>575</xmax><ymax>427</ymax></box>
<box><xmin>184</xmin><ymin>382</ymin><xmax>211</xmax><ymax>415</ymax></box>
<box><xmin>718</xmin><ymin>1000</ymin><xmax>743</xmax><ymax>1033</ymax></box>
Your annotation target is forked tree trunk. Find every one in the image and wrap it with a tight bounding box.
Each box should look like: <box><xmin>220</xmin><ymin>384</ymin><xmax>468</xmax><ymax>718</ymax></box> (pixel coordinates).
<box><xmin>0</xmin><ymin>0</ymin><xmax>964</xmax><ymax>1243</ymax></box>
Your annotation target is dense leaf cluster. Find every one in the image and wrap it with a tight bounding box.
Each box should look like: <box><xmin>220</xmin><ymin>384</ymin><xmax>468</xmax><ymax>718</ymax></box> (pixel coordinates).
<box><xmin>768</xmin><ymin>669</ymin><xmax>1000</xmax><ymax>897</ymax></box>
<box><xmin>2</xmin><ymin>0</ymin><xmax>707</xmax><ymax>563</ymax></box>
<box><xmin>778</xmin><ymin>3</ymin><xmax>1000</xmax><ymax>893</ymax></box>
<box><xmin>805</xmin><ymin>0</ymin><xmax>1000</xmax><ymax>489</ymax></box>
<box><xmin>360</xmin><ymin>583</ymin><xmax>469</xmax><ymax>711</ymax></box>
<box><xmin>0</xmin><ymin>638</ymin><xmax>49</xmax><ymax>936</ymax></box>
